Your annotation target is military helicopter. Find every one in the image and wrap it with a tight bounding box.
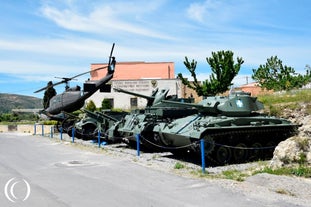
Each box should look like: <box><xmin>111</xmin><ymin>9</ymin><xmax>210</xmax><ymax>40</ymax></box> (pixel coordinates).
<box><xmin>34</xmin><ymin>43</ymin><xmax>116</xmax><ymax>122</ymax></box>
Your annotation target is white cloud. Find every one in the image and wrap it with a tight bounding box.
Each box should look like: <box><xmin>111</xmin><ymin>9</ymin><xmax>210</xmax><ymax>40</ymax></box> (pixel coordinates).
<box><xmin>0</xmin><ymin>59</ymin><xmax>87</xmax><ymax>77</ymax></box>
<box><xmin>186</xmin><ymin>0</ymin><xmax>251</xmax><ymax>25</ymax></box>
<box><xmin>40</xmin><ymin>1</ymin><xmax>174</xmax><ymax>40</ymax></box>
<box><xmin>1</xmin><ymin>0</ymin><xmax>310</xmax><ymax>86</ymax></box>
<box><xmin>186</xmin><ymin>2</ymin><xmax>207</xmax><ymax>23</ymax></box>
<box><xmin>0</xmin><ymin>38</ymin><xmax>114</xmax><ymax>59</ymax></box>
<box><xmin>0</xmin><ymin>33</ymin><xmax>308</xmax><ymax>81</ymax></box>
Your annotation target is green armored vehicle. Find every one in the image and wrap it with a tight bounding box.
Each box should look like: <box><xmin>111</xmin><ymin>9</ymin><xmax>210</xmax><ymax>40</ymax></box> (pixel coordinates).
<box><xmin>147</xmin><ymin>91</ymin><xmax>298</xmax><ymax>164</ymax></box>
<box><xmin>107</xmin><ymin>87</ymin><xmax>197</xmax><ymax>148</ymax></box>
<box><xmin>68</xmin><ymin>109</ymin><xmax>128</xmax><ymax>140</ymax></box>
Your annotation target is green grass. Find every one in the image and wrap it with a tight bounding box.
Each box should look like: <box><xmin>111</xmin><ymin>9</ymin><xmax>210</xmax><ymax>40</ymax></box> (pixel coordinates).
<box><xmin>42</xmin><ymin>120</ymin><xmax>58</xmax><ymax>125</ymax></box>
<box><xmin>257</xmin><ymin>89</ymin><xmax>311</xmax><ymax>116</ymax></box>
<box><xmin>189</xmin><ymin>168</ymin><xmax>250</xmax><ymax>181</ymax></box>
<box><xmin>257</xmin><ymin>89</ymin><xmax>311</xmax><ymax>104</ymax></box>
<box><xmin>174</xmin><ymin>162</ymin><xmax>185</xmax><ymax>169</ymax></box>
<box><xmin>221</xmin><ymin>169</ymin><xmax>247</xmax><ymax>181</ymax></box>
<box><xmin>0</xmin><ymin>121</ymin><xmax>37</xmax><ymax>125</ymax></box>
<box><xmin>189</xmin><ymin>160</ymin><xmax>311</xmax><ymax>181</ymax></box>
<box><xmin>254</xmin><ymin>165</ymin><xmax>311</xmax><ymax>178</ymax></box>
<box><xmin>0</xmin><ymin>120</ymin><xmax>58</xmax><ymax>125</ymax></box>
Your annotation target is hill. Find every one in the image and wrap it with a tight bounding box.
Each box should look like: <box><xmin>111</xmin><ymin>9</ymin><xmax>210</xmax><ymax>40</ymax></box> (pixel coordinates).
<box><xmin>0</xmin><ymin>93</ymin><xmax>42</xmax><ymax>113</ymax></box>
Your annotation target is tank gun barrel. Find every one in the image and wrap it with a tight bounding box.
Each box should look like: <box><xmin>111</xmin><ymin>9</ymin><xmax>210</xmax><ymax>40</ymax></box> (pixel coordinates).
<box><xmin>82</xmin><ymin>109</ymin><xmax>118</xmax><ymax>122</ymax></box>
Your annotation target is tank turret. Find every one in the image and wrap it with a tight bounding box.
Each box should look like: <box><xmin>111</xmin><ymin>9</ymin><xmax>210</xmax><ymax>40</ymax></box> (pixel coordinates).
<box><xmin>162</xmin><ymin>91</ymin><xmax>264</xmax><ymax>116</ymax></box>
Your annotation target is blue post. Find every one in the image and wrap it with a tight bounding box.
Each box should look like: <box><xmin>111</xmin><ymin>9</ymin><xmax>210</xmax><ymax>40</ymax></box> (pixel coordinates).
<box><xmin>50</xmin><ymin>126</ymin><xmax>53</xmax><ymax>138</ymax></box>
<box><xmin>72</xmin><ymin>127</ymin><xmax>75</xmax><ymax>143</ymax></box>
<box><xmin>200</xmin><ymin>139</ymin><xmax>206</xmax><ymax>174</ymax></box>
<box><xmin>60</xmin><ymin>127</ymin><xmax>63</xmax><ymax>140</ymax></box>
<box><xmin>42</xmin><ymin>124</ymin><xmax>44</xmax><ymax>136</ymax></box>
<box><xmin>98</xmin><ymin>130</ymin><xmax>101</xmax><ymax>148</ymax></box>
<box><xmin>136</xmin><ymin>134</ymin><xmax>140</xmax><ymax>157</ymax></box>
<box><xmin>34</xmin><ymin>124</ymin><xmax>36</xmax><ymax>135</ymax></box>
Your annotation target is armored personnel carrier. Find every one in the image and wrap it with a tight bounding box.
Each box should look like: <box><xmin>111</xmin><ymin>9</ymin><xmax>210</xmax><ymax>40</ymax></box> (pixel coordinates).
<box><xmin>107</xmin><ymin>87</ymin><xmax>198</xmax><ymax>149</ymax></box>
<box><xmin>67</xmin><ymin>109</ymin><xmax>128</xmax><ymax>140</ymax></box>
<box><xmin>143</xmin><ymin>91</ymin><xmax>298</xmax><ymax>164</ymax></box>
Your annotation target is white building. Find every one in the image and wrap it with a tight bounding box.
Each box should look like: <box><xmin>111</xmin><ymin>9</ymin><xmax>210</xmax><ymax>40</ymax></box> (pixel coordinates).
<box><xmin>88</xmin><ymin>78</ymin><xmax>182</xmax><ymax>110</ymax></box>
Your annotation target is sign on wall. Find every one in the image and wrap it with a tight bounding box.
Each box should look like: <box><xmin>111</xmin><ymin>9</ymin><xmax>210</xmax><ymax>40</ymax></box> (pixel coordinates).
<box><xmin>113</xmin><ymin>80</ymin><xmax>154</xmax><ymax>92</ymax></box>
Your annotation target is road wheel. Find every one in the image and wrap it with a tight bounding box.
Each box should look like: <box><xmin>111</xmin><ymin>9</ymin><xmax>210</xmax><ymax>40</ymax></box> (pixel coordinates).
<box><xmin>233</xmin><ymin>143</ymin><xmax>248</xmax><ymax>163</ymax></box>
<box><xmin>216</xmin><ymin>146</ymin><xmax>232</xmax><ymax>165</ymax></box>
<box><xmin>265</xmin><ymin>141</ymin><xmax>276</xmax><ymax>159</ymax></box>
<box><xmin>249</xmin><ymin>142</ymin><xmax>263</xmax><ymax>161</ymax></box>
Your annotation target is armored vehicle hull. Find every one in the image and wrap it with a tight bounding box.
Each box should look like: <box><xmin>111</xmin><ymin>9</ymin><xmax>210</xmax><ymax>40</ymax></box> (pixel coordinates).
<box><xmin>68</xmin><ymin>110</ymin><xmax>128</xmax><ymax>140</ymax></box>
<box><xmin>108</xmin><ymin>107</ymin><xmax>198</xmax><ymax>149</ymax></box>
<box><xmin>148</xmin><ymin>114</ymin><xmax>298</xmax><ymax>164</ymax></box>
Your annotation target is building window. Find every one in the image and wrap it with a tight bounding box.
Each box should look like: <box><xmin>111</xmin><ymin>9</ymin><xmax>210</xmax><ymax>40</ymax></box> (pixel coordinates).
<box><xmin>130</xmin><ymin>98</ymin><xmax>137</xmax><ymax>108</ymax></box>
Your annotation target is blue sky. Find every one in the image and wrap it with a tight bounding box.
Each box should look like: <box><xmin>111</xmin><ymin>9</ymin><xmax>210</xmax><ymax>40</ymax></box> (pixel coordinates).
<box><xmin>0</xmin><ymin>0</ymin><xmax>310</xmax><ymax>98</ymax></box>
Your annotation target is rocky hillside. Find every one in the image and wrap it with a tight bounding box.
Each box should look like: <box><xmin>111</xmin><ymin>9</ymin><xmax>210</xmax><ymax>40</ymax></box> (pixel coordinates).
<box><xmin>0</xmin><ymin>93</ymin><xmax>42</xmax><ymax>113</ymax></box>
<box><xmin>271</xmin><ymin>102</ymin><xmax>311</xmax><ymax>167</ymax></box>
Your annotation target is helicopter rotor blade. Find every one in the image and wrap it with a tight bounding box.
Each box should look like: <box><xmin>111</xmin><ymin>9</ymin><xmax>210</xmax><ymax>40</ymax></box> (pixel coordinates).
<box><xmin>34</xmin><ymin>66</ymin><xmax>109</xmax><ymax>93</ymax></box>
<box><xmin>63</xmin><ymin>65</ymin><xmax>110</xmax><ymax>80</ymax></box>
<box><xmin>33</xmin><ymin>79</ymin><xmax>66</xmax><ymax>93</ymax></box>
<box><xmin>34</xmin><ymin>43</ymin><xmax>114</xmax><ymax>93</ymax></box>
<box><xmin>54</xmin><ymin>77</ymin><xmax>78</xmax><ymax>82</ymax></box>
<box><xmin>70</xmin><ymin>70</ymin><xmax>93</xmax><ymax>80</ymax></box>
<box><xmin>52</xmin><ymin>79</ymin><xmax>68</xmax><ymax>87</ymax></box>
<box><xmin>34</xmin><ymin>86</ymin><xmax>50</xmax><ymax>93</ymax></box>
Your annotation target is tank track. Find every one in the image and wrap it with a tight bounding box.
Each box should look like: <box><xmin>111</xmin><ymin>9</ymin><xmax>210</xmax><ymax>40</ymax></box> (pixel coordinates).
<box><xmin>139</xmin><ymin>125</ymin><xmax>298</xmax><ymax>166</ymax></box>
<box><xmin>200</xmin><ymin>125</ymin><xmax>298</xmax><ymax>165</ymax></box>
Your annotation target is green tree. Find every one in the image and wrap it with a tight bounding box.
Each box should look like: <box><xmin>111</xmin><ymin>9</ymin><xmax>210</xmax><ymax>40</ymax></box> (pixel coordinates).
<box><xmin>101</xmin><ymin>99</ymin><xmax>112</xmax><ymax>110</ymax></box>
<box><xmin>178</xmin><ymin>50</ymin><xmax>244</xmax><ymax>96</ymax></box>
<box><xmin>252</xmin><ymin>56</ymin><xmax>311</xmax><ymax>91</ymax></box>
<box><xmin>0</xmin><ymin>113</ymin><xmax>18</xmax><ymax>122</ymax></box>
<box><xmin>177</xmin><ymin>57</ymin><xmax>203</xmax><ymax>95</ymax></box>
<box><xmin>85</xmin><ymin>100</ymin><xmax>97</xmax><ymax>112</ymax></box>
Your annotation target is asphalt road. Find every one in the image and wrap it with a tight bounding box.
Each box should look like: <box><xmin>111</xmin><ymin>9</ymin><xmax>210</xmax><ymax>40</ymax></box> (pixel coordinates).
<box><xmin>0</xmin><ymin>133</ymin><xmax>291</xmax><ymax>206</ymax></box>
